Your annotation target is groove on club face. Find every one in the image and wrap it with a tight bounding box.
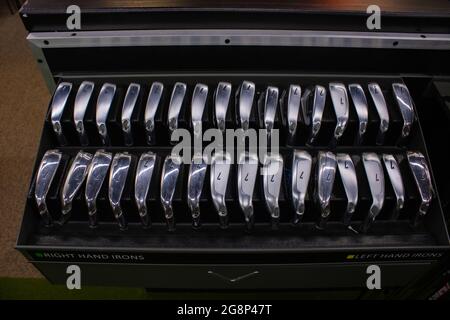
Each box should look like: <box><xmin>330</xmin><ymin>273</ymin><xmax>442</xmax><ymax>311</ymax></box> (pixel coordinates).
<box><xmin>60</xmin><ymin>151</ymin><xmax>93</xmax><ymax>225</ymax></box>
<box><xmin>382</xmin><ymin>154</ymin><xmax>405</xmax><ymax>220</ymax></box>
<box><xmin>121</xmin><ymin>83</ymin><xmax>141</xmax><ymax>146</ymax></box>
<box><xmin>262</xmin><ymin>153</ymin><xmax>284</xmax><ymax>230</ymax></box>
<box><xmin>214</xmin><ymin>82</ymin><xmax>232</xmax><ymax>133</ymax></box>
<box><xmin>348</xmin><ymin>84</ymin><xmax>369</xmax><ymax>145</ymax></box>
<box><xmin>336</xmin><ymin>153</ymin><xmax>358</xmax><ymax>226</ymax></box>
<box><xmin>187</xmin><ymin>154</ymin><xmax>207</xmax><ymax>229</ymax></box>
<box><xmin>407</xmin><ymin>151</ymin><xmax>433</xmax><ymax>222</ymax></box>
<box><xmin>85</xmin><ymin>150</ymin><xmax>112</xmax><ymax>228</ymax></box>
<box><xmin>167</xmin><ymin>82</ymin><xmax>187</xmax><ymax>135</ymax></box>
<box><xmin>301</xmin><ymin>85</ymin><xmax>326</xmax><ymax>144</ymax></box>
<box><xmin>237</xmin><ymin>151</ymin><xmax>259</xmax><ymax>231</ymax></box>
<box><xmin>315</xmin><ymin>151</ymin><xmax>337</xmax><ymax>230</ymax></box>
<box><xmin>286</xmin><ymin>85</ymin><xmax>302</xmax><ymax>137</ymax></box>
<box><xmin>96</xmin><ymin>83</ymin><xmax>116</xmax><ymax>145</ymax></box>
<box><xmin>392</xmin><ymin>83</ymin><xmax>415</xmax><ymax>138</ymax></box>
<box><xmin>160</xmin><ymin>154</ymin><xmax>182</xmax><ymax>232</ymax></box>
<box><xmin>191</xmin><ymin>83</ymin><xmax>209</xmax><ymax>141</ymax></box>
<box><xmin>73</xmin><ymin>81</ymin><xmax>94</xmax><ymax>146</ymax></box>
<box><xmin>50</xmin><ymin>82</ymin><xmax>72</xmax><ymax>146</ymax></box>
<box><xmin>35</xmin><ymin>150</ymin><xmax>63</xmax><ymax>227</ymax></box>
<box><xmin>329</xmin><ymin>82</ymin><xmax>349</xmax><ymax>141</ymax></box>
<box><xmin>210</xmin><ymin>151</ymin><xmax>232</xmax><ymax>229</ymax></box>
<box><xmin>135</xmin><ymin>152</ymin><xmax>156</xmax><ymax>228</ymax></box>
<box><xmin>109</xmin><ymin>152</ymin><xmax>132</xmax><ymax>230</ymax></box>
<box><xmin>361</xmin><ymin>152</ymin><xmax>385</xmax><ymax>232</ymax></box>
<box><xmin>368</xmin><ymin>83</ymin><xmax>390</xmax><ymax>145</ymax></box>
<box><xmin>291</xmin><ymin>150</ymin><xmax>312</xmax><ymax>225</ymax></box>
<box><xmin>145</xmin><ymin>82</ymin><xmax>164</xmax><ymax>145</ymax></box>
<box><xmin>237</xmin><ymin>80</ymin><xmax>255</xmax><ymax>131</ymax></box>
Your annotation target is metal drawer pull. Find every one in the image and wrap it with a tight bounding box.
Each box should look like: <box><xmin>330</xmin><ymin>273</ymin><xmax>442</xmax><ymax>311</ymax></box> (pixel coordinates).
<box><xmin>237</xmin><ymin>151</ymin><xmax>259</xmax><ymax>231</ymax></box>
<box><xmin>315</xmin><ymin>151</ymin><xmax>337</xmax><ymax>230</ymax></box>
<box><xmin>121</xmin><ymin>83</ymin><xmax>141</xmax><ymax>146</ymax></box>
<box><xmin>85</xmin><ymin>150</ymin><xmax>112</xmax><ymax>228</ymax></box>
<box><xmin>50</xmin><ymin>82</ymin><xmax>72</xmax><ymax>146</ymax></box>
<box><xmin>35</xmin><ymin>150</ymin><xmax>63</xmax><ymax>227</ymax></box>
<box><xmin>96</xmin><ymin>83</ymin><xmax>116</xmax><ymax>145</ymax></box>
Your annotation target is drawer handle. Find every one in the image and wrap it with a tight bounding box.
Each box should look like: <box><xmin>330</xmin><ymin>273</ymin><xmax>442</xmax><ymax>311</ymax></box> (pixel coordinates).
<box><xmin>208</xmin><ymin>270</ymin><xmax>260</xmax><ymax>283</ymax></box>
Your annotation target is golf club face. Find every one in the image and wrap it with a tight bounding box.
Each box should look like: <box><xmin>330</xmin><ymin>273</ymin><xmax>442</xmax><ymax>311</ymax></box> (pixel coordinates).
<box><xmin>109</xmin><ymin>152</ymin><xmax>132</xmax><ymax>230</ymax></box>
<box><xmin>407</xmin><ymin>151</ymin><xmax>433</xmax><ymax>218</ymax></box>
<box><xmin>262</xmin><ymin>153</ymin><xmax>284</xmax><ymax>229</ymax></box>
<box><xmin>392</xmin><ymin>83</ymin><xmax>415</xmax><ymax>138</ymax></box>
<box><xmin>237</xmin><ymin>151</ymin><xmax>259</xmax><ymax>230</ymax></box>
<box><xmin>50</xmin><ymin>82</ymin><xmax>72</xmax><ymax>146</ymax></box>
<box><xmin>329</xmin><ymin>82</ymin><xmax>349</xmax><ymax>141</ymax></box>
<box><xmin>134</xmin><ymin>152</ymin><xmax>156</xmax><ymax>228</ymax></box>
<box><xmin>348</xmin><ymin>84</ymin><xmax>369</xmax><ymax>145</ymax></box>
<box><xmin>187</xmin><ymin>154</ymin><xmax>208</xmax><ymax>229</ymax></box>
<box><xmin>167</xmin><ymin>82</ymin><xmax>187</xmax><ymax>135</ymax></box>
<box><xmin>362</xmin><ymin>152</ymin><xmax>385</xmax><ymax>232</ymax></box>
<box><xmin>144</xmin><ymin>82</ymin><xmax>164</xmax><ymax>145</ymax></box>
<box><xmin>85</xmin><ymin>150</ymin><xmax>112</xmax><ymax>228</ymax></box>
<box><xmin>73</xmin><ymin>81</ymin><xmax>94</xmax><ymax>146</ymax></box>
<box><xmin>263</xmin><ymin>86</ymin><xmax>279</xmax><ymax>133</ymax></box>
<box><xmin>291</xmin><ymin>150</ymin><xmax>312</xmax><ymax>224</ymax></box>
<box><xmin>210</xmin><ymin>151</ymin><xmax>232</xmax><ymax>228</ymax></box>
<box><xmin>315</xmin><ymin>151</ymin><xmax>337</xmax><ymax>229</ymax></box>
<box><xmin>35</xmin><ymin>149</ymin><xmax>63</xmax><ymax>226</ymax></box>
<box><xmin>301</xmin><ymin>85</ymin><xmax>326</xmax><ymax>144</ymax></box>
<box><xmin>214</xmin><ymin>82</ymin><xmax>232</xmax><ymax>133</ymax></box>
<box><xmin>60</xmin><ymin>151</ymin><xmax>93</xmax><ymax>225</ymax></box>
<box><xmin>96</xmin><ymin>83</ymin><xmax>116</xmax><ymax>145</ymax></box>
<box><xmin>286</xmin><ymin>85</ymin><xmax>302</xmax><ymax>137</ymax></box>
<box><xmin>237</xmin><ymin>80</ymin><xmax>256</xmax><ymax>131</ymax></box>
<box><xmin>336</xmin><ymin>153</ymin><xmax>358</xmax><ymax>226</ymax></box>
<box><xmin>382</xmin><ymin>154</ymin><xmax>405</xmax><ymax>218</ymax></box>
<box><xmin>160</xmin><ymin>154</ymin><xmax>182</xmax><ymax>231</ymax></box>
<box><xmin>191</xmin><ymin>83</ymin><xmax>209</xmax><ymax>140</ymax></box>
<box><xmin>368</xmin><ymin>83</ymin><xmax>390</xmax><ymax>145</ymax></box>
<box><xmin>121</xmin><ymin>83</ymin><xmax>141</xmax><ymax>146</ymax></box>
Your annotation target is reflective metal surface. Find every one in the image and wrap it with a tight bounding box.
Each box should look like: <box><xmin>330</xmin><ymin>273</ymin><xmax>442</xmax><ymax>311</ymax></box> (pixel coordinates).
<box><xmin>73</xmin><ymin>81</ymin><xmax>94</xmax><ymax>146</ymax></box>
<box><xmin>214</xmin><ymin>82</ymin><xmax>232</xmax><ymax>133</ymax></box>
<box><xmin>392</xmin><ymin>83</ymin><xmax>415</xmax><ymax>138</ymax></box>
<box><xmin>210</xmin><ymin>151</ymin><xmax>232</xmax><ymax>229</ymax></box>
<box><xmin>301</xmin><ymin>85</ymin><xmax>326</xmax><ymax>144</ymax></box>
<box><xmin>237</xmin><ymin>80</ymin><xmax>255</xmax><ymax>131</ymax></box>
<box><xmin>187</xmin><ymin>154</ymin><xmax>207</xmax><ymax>229</ymax></box>
<box><xmin>135</xmin><ymin>152</ymin><xmax>156</xmax><ymax>228</ymax></box>
<box><xmin>60</xmin><ymin>151</ymin><xmax>93</xmax><ymax>225</ymax></box>
<box><xmin>35</xmin><ymin>150</ymin><xmax>62</xmax><ymax>226</ymax></box>
<box><xmin>160</xmin><ymin>154</ymin><xmax>182</xmax><ymax>231</ymax></box>
<box><xmin>348</xmin><ymin>84</ymin><xmax>368</xmax><ymax>145</ymax></box>
<box><xmin>191</xmin><ymin>83</ymin><xmax>209</xmax><ymax>141</ymax></box>
<box><xmin>368</xmin><ymin>83</ymin><xmax>390</xmax><ymax>145</ymax></box>
<box><xmin>291</xmin><ymin>150</ymin><xmax>312</xmax><ymax>224</ymax></box>
<box><xmin>382</xmin><ymin>154</ymin><xmax>405</xmax><ymax>219</ymax></box>
<box><xmin>315</xmin><ymin>151</ymin><xmax>337</xmax><ymax>229</ymax></box>
<box><xmin>121</xmin><ymin>83</ymin><xmax>141</xmax><ymax>146</ymax></box>
<box><xmin>85</xmin><ymin>150</ymin><xmax>112</xmax><ymax>228</ymax></box>
<box><xmin>109</xmin><ymin>152</ymin><xmax>132</xmax><ymax>230</ymax></box>
<box><xmin>262</xmin><ymin>86</ymin><xmax>279</xmax><ymax>135</ymax></box>
<box><xmin>336</xmin><ymin>153</ymin><xmax>358</xmax><ymax>226</ymax></box>
<box><xmin>145</xmin><ymin>82</ymin><xmax>164</xmax><ymax>145</ymax></box>
<box><xmin>329</xmin><ymin>82</ymin><xmax>349</xmax><ymax>141</ymax></box>
<box><xmin>262</xmin><ymin>153</ymin><xmax>284</xmax><ymax>230</ymax></box>
<box><xmin>407</xmin><ymin>151</ymin><xmax>433</xmax><ymax>220</ymax></box>
<box><xmin>362</xmin><ymin>152</ymin><xmax>385</xmax><ymax>232</ymax></box>
<box><xmin>50</xmin><ymin>82</ymin><xmax>72</xmax><ymax>146</ymax></box>
<box><xmin>237</xmin><ymin>152</ymin><xmax>259</xmax><ymax>231</ymax></box>
<box><xmin>286</xmin><ymin>85</ymin><xmax>302</xmax><ymax>138</ymax></box>
<box><xmin>96</xmin><ymin>83</ymin><xmax>116</xmax><ymax>145</ymax></box>
<box><xmin>167</xmin><ymin>82</ymin><xmax>187</xmax><ymax>135</ymax></box>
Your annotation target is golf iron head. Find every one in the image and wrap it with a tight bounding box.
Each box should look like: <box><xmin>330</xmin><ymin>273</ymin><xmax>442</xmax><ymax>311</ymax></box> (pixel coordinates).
<box><xmin>160</xmin><ymin>154</ymin><xmax>182</xmax><ymax>231</ymax></box>
<box><xmin>187</xmin><ymin>154</ymin><xmax>208</xmax><ymax>229</ymax></box>
<box><xmin>73</xmin><ymin>81</ymin><xmax>94</xmax><ymax>146</ymax></box>
<box><xmin>262</xmin><ymin>153</ymin><xmax>284</xmax><ymax>230</ymax></box>
<box><xmin>329</xmin><ymin>82</ymin><xmax>349</xmax><ymax>145</ymax></box>
<box><xmin>315</xmin><ymin>151</ymin><xmax>337</xmax><ymax>230</ymax></box>
<box><xmin>145</xmin><ymin>82</ymin><xmax>164</xmax><ymax>145</ymax></box>
<box><xmin>210</xmin><ymin>151</ymin><xmax>232</xmax><ymax>229</ymax></box>
<box><xmin>392</xmin><ymin>83</ymin><xmax>415</xmax><ymax>139</ymax></box>
<box><xmin>121</xmin><ymin>83</ymin><xmax>141</xmax><ymax>146</ymax></box>
<box><xmin>135</xmin><ymin>152</ymin><xmax>156</xmax><ymax>228</ymax></box>
<box><xmin>348</xmin><ymin>84</ymin><xmax>369</xmax><ymax>145</ymax></box>
<box><xmin>382</xmin><ymin>154</ymin><xmax>405</xmax><ymax>220</ymax></box>
<box><xmin>291</xmin><ymin>150</ymin><xmax>312</xmax><ymax>225</ymax></box>
<box><xmin>301</xmin><ymin>85</ymin><xmax>326</xmax><ymax>145</ymax></box>
<box><xmin>96</xmin><ymin>83</ymin><xmax>116</xmax><ymax>145</ymax></box>
<box><xmin>50</xmin><ymin>82</ymin><xmax>72</xmax><ymax>146</ymax></box>
<box><xmin>237</xmin><ymin>151</ymin><xmax>259</xmax><ymax>231</ymax></box>
<box><xmin>236</xmin><ymin>80</ymin><xmax>256</xmax><ymax>131</ymax></box>
<box><xmin>214</xmin><ymin>82</ymin><xmax>232</xmax><ymax>133</ymax></box>
<box><xmin>109</xmin><ymin>152</ymin><xmax>132</xmax><ymax>230</ymax></box>
<box><xmin>167</xmin><ymin>82</ymin><xmax>187</xmax><ymax>137</ymax></box>
<box><xmin>336</xmin><ymin>153</ymin><xmax>358</xmax><ymax>227</ymax></box>
<box><xmin>368</xmin><ymin>83</ymin><xmax>390</xmax><ymax>145</ymax></box>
